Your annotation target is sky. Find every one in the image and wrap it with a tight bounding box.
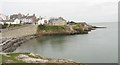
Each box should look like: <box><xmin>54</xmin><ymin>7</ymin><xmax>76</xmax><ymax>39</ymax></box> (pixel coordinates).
<box><xmin>0</xmin><ymin>0</ymin><xmax>119</xmax><ymax>23</ymax></box>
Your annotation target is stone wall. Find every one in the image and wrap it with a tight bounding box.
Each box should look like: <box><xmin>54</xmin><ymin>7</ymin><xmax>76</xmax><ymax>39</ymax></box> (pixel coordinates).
<box><xmin>1</xmin><ymin>35</ymin><xmax>38</xmax><ymax>52</ymax></box>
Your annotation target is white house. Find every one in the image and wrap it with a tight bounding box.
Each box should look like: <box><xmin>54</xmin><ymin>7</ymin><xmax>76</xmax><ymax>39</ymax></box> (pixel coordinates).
<box><xmin>37</xmin><ymin>16</ymin><xmax>49</xmax><ymax>25</ymax></box>
<box><xmin>11</xmin><ymin>19</ymin><xmax>21</xmax><ymax>24</ymax></box>
<box><xmin>0</xmin><ymin>19</ymin><xmax>21</xmax><ymax>25</ymax></box>
<box><xmin>37</xmin><ymin>18</ymin><xmax>49</xmax><ymax>25</ymax></box>
<box><xmin>38</xmin><ymin>19</ymin><xmax>44</xmax><ymax>25</ymax></box>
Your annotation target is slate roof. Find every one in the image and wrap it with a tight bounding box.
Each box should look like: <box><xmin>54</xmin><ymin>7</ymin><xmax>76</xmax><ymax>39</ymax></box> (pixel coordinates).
<box><xmin>49</xmin><ymin>17</ymin><xmax>66</xmax><ymax>22</ymax></box>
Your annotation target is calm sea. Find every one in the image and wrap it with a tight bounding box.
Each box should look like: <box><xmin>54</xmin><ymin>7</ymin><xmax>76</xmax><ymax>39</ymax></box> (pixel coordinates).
<box><xmin>15</xmin><ymin>22</ymin><xmax>118</xmax><ymax>63</ymax></box>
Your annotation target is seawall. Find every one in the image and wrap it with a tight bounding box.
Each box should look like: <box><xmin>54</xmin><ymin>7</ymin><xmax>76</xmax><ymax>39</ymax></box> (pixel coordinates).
<box><xmin>1</xmin><ymin>35</ymin><xmax>38</xmax><ymax>52</ymax></box>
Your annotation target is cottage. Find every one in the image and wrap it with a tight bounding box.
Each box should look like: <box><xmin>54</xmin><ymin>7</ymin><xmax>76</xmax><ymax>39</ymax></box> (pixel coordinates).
<box><xmin>48</xmin><ymin>17</ymin><xmax>67</xmax><ymax>26</ymax></box>
<box><xmin>37</xmin><ymin>17</ymin><xmax>49</xmax><ymax>25</ymax></box>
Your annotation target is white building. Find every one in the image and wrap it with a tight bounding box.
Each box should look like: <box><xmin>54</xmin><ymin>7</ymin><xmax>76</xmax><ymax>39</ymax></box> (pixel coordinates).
<box><xmin>38</xmin><ymin>18</ymin><xmax>49</xmax><ymax>25</ymax></box>
<box><xmin>37</xmin><ymin>17</ymin><xmax>49</xmax><ymax>25</ymax></box>
<box><xmin>0</xmin><ymin>19</ymin><xmax>21</xmax><ymax>25</ymax></box>
<box><xmin>12</xmin><ymin>19</ymin><xmax>21</xmax><ymax>24</ymax></box>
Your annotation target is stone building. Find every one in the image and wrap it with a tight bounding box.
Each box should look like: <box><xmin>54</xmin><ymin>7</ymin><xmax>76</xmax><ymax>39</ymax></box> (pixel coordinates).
<box><xmin>48</xmin><ymin>17</ymin><xmax>67</xmax><ymax>26</ymax></box>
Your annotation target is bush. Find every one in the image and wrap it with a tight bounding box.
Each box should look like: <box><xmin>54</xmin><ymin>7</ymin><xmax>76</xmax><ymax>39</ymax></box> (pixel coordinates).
<box><xmin>1</xmin><ymin>24</ymin><xmax>8</xmax><ymax>29</ymax></box>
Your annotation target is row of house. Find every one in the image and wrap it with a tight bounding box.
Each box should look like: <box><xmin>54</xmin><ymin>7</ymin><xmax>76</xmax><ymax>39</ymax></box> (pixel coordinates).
<box><xmin>0</xmin><ymin>13</ymin><xmax>86</xmax><ymax>26</ymax></box>
<box><xmin>0</xmin><ymin>13</ymin><xmax>38</xmax><ymax>25</ymax></box>
<box><xmin>0</xmin><ymin>13</ymin><xmax>67</xmax><ymax>26</ymax></box>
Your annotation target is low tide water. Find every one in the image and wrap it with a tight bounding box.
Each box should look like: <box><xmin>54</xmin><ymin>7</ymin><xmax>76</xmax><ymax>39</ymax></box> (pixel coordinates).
<box><xmin>15</xmin><ymin>22</ymin><xmax>118</xmax><ymax>63</ymax></box>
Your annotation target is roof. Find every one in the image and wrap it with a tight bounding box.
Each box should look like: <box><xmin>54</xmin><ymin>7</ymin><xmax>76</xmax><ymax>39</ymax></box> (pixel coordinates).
<box><xmin>21</xmin><ymin>16</ymin><xmax>27</xmax><ymax>19</ymax></box>
<box><xmin>26</xmin><ymin>16</ymin><xmax>34</xmax><ymax>19</ymax></box>
<box><xmin>1</xmin><ymin>19</ymin><xmax>14</xmax><ymax>22</ymax></box>
<box><xmin>49</xmin><ymin>17</ymin><xmax>66</xmax><ymax>22</ymax></box>
<box><xmin>10</xmin><ymin>13</ymin><xmax>24</xmax><ymax>19</ymax></box>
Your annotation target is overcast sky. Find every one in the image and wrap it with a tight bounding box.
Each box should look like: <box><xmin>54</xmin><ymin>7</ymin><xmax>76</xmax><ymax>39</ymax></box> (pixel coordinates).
<box><xmin>0</xmin><ymin>0</ymin><xmax>119</xmax><ymax>23</ymax></box>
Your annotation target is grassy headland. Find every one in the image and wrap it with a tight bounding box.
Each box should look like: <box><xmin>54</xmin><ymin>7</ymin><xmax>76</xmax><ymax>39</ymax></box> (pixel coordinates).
<box><xmin>36</xmin><ymin>23</ymin><xmax>90</xmax><ymax>35</ymax></box>
<box><xmin>37</xmin><ymin>25</ymin><xmax>66</xmax><ymax>32</ymax></box>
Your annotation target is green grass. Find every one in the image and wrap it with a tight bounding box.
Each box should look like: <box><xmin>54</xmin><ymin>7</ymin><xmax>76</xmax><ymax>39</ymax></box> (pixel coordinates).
<box><xmin>0</xmin><ymin>55</ymin><xmax>2</xmax><ymax>64</ymax></box>
<box><xmin>0</xmin><ymin>24</ymin><xmax>21</xmax><ymax>29</ymax></box>
<box><xmin>37</xmin><ymin>25</ymin><xmax>66</xmax><ymax>32</ymax></box>
<box><xmin>0</xmin><ymin>24</ymin><xmax>8</xmax><ymax>29</ymax></box>
<box><xmin>8</xmin><ymin>24</ymin><xmax>21</xmax><ymax>28</ymax></box>
<box><xmin>1</xmin><ymin>52</ymin><xmax>45</xmax><ymax>63</ymax></box>
<box><xmin>75</xmin><ymin>23</ymin><xmax>81</xmax><ymax>27</ymax></box>
<box><xmin>2</xmin><ymin>52</ymin><xmax>28</xmax><ymax>63</ymax></box>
